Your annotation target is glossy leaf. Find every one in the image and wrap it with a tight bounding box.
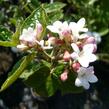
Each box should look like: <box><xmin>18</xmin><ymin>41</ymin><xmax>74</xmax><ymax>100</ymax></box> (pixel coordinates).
<box><xmin>45</xmin><ymin>75</ymin><xmax>59</xmax><ymax>96</ymax></box>
<box><xmin>0</xmin><ymin>53</ymin><xmax>35</xmax><ymax>92</ymax></box>
<box><xmin>24</xmin><ymin>64</ymin><xmax>50</xmax><ymax>97</ymax></box>
<box><xmin>43</xmin><ymin>2</ymin><xmax>66</xmax><ymax>13</ymax></box>
<box><xmin>0</xmin><ymin>41</ymin><xmax>17</xmax><ymax>47</ymax></box>
<box><xmin>59</xmin><ymin>71</ymin><xmax>83</xmax><ymax>95</ymax></box>
<box><xmin>21</xmin><ymin>7</ymin><xmax>46</xmax><ymax>29</ymax></box>
<box><xmin>24</xmin><ymin>61</ymin><xmax>59</xmax><ymax>97</ymax></box>
<box><xmin>0</xmin><ymin>24</ymin><xmax>21</xmax><ymax>47</ymax></box>
<box><xmin>52</xmin><ymin>64</ymin><xmax>65</xmax><ymax>77</ymax></box>
<box><xmin>48</xmin><ymin>11</ymin><xmax>64</xmax><ymax>23</ymax></box>
<box><xmin>21</xmin><ymin>7</ymin><xmax>47</xmax><ymax>39</ymax></box>
<box><xmin>0</xmin><ymin>26</ymin><xmax>13</xmax><ymax>41</ymax></box>
<box><xmin>20</xmin><ymin>61</ymin><xmax>43</xmax><ymax>80</ymax></box>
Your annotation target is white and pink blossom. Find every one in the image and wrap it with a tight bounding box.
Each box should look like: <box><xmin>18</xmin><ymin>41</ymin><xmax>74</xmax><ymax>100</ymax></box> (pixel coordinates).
<box><xmin>69</xmin><ymin>18</ymin><xmax>88</xmax><ymax>41</ymax></box>
<box><xmin>47</xmin><ymin>21</ymin><xmax>71</xmax><ymax>39</ymax></box>
<box><xmin>60</xmin><ymin>69</ymin><xmax>68</xmax><ymax>82</ymax></box>
<box><xmin>71</xmin><ymin>43</ymin><xmax>97</xmax><ymax>67</ymax></box>
<box><xmin>75</xmin><ymin>66</ymin><xmax>98</xmax><ymax>89</ymax></box>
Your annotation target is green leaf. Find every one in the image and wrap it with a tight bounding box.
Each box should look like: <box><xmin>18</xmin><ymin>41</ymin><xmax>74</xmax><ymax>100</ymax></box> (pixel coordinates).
<box><xmin>43</xmin><ymin>2</ymin><xmax>66</xmax><ymax>13</ymax></box>
<box><xmin>99</xmin><ymin>28</ymin><xmax>109</xmax><ymax>37</ymax></box>
<box><xmin>0</xmin><ymin>53</ymin><xmax>35</xmax><ymax>92</ymax></box>
<box><xmin>59</xmin><ymin>71</ymin><xmax>83</xmax><ymax>95</ymax></box>
<box><xmin>45</xmin><ymin>75</ymin><xmax>59</xmax><ymax>96</ymax></box>
<box><xmin>20</xmin><ymin>59</ymin><xmax>51</xmax><ymax>80</ymax></box>
<box><xmin>0</xmin><ymin>23</ymin><xmax>21</xmax><ymax>47</ymax></box>
<box><xmin>8</xmin><ymin>57</ymin><xmax>25</xmax><ymax>77</ymax></box>
<box><xmin>24</xmin><ymin>64</ymin><xmax>50</xmax><ymax>97</ymax></box>
<box><xmin>0</xmin><ymin>41</ymin><xmax>17</xmax><ymax>47</ymax></box>
<box><xmin>21</xmin><ymin>7</ymin><xmax>46</xmax><ymax>29</ymax></box>
<box><xmin>20</xmin><ymin>61</ymin><xmax>42</xmax><ymax>80</ymax></box>
<box><xmin>41</xmin><ymin>60</ymin><xmax>51</xmax><ymax>68</ymax></box>
<box><xmin>48</xmin><ymin>11</ymin><xmax>64</xmax><ymax>23</ymax></box>
<box><xmin>53</xmin><ymin>64</ymin><xmax>65</xmax><ymax>77</ymax></box>
<box><xmin>11</xmin><ymin>22</ymin><xmax>21</xmax><ymax>44</ymax></box>
<box><xmin>0</xmin><ymin>26</ymin><xmax>13</xmax><ymax>41</ymax></box>
<box><xmin>21</xmin><ymin>6</ymin><xmax>47</xmax><ymax>39</ymax></box>
<box><xmin>24</xmin><ymin>61</ymin><xmax>59</xmax><ymax>97</ymax></box>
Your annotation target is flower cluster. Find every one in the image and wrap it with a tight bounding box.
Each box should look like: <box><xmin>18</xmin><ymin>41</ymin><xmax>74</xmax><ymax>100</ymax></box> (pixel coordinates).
<box><xmin>17</xmin><ymin>18</ymin><xmax>98</xmax><ymax>90</ymax></box>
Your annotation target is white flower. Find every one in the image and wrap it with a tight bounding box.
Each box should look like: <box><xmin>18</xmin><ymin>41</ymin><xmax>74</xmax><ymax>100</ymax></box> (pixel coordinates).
<box><xmin>69</xmin><ymin>18</ymin><xmax>88</xmax><ymax>41</ymax></box>
<box><xmin>39</xmin><ymin>40</ymin><xmax>53</xmax><ymax>49</ymax></box>
<box><xmin>17</xmin><ymin>27</ymin><xmax>37</xmax><ymax>50</ymax></box>
<box><xmin>71</xmin><ymin>43</ymin><xmax>97</xmax><ymax>67</ymax></box>
<box><xmin>47</xmin><ymin>21</ymin><xmax>70</xmax><ymax>39</ymax></box>
<box><xmin>20</xmin><ymin>27</ymin><xmax>36</xmax><ymax>44</ymax></box>
<box><xmin>75</xmin><ymin>66</ymin><xmax>98</xmax><ymax>89</ymax></box>
<box><xmin>17</xmin><ymin>44</ymin><xmax>28</xmax><ymax>51</ymax></box>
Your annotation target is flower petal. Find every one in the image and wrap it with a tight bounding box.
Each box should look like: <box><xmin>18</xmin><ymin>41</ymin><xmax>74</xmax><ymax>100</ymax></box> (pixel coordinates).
<box><xmin>47</xmin><ymin>26</ymin><xmax>59</xmax><ymax>33</ymax></box>
<box><xmin>87</xmin><ymin>66</ymin><xmax>94</xmax><ymax>73</ymax></box>
<box><xmin>17</xmin><ymin>44</ymin><xmax>28</xmax><ymax>50</ymax></box>
<box><xmin>77</xmin><ymin>77</ymin><xmax>90</xmax><ymax>89</ymax></box>
<box><xmin>87</xmin><ymin>74</ymin><xmax>98</xmax><ymax>83</ymax></box>
<box><xmin>77</xmin><ymin>18</ymin><xmax>85</xmax><ymax>28</ymax></box>
<box><xmin>63</xmin><ymin>21</ymin><xmax>69</xmax><ymax>29</ymax></box>
<box><xmin>78</xmin><ymin>56</ymin><xmax>89</xmax><ymax>67</ymax></box>
<box><xmin>80</xmin><ymin>28</ymin><xmax>88</xmax><ymax>32</ymax></box>
<box><xmin>83</xmin><ymin>44</ymin><xmax>94</xmax><ymax>53</ymax></box>
<box><xmin>86</xmin><ymin>54</ymin><xmax>97</xmax><ymax>62</ymax></box>
<box><xmin>71</xmin><ymin>43</ymin><xmax>80</xmax><ymax>53</ymax></box>
<box><xmin>82</xmin><ymin>80</ymin><xmax>90</xmax><ymax>89</ymax></box>
<box><xmin>69</xmin><ymin>22</ymin><xmax>77</xmax><ymax>30</ymax></box>
<box><xmin>75</xmin><ymin>78</ymin><xmax>82</xmax><ymax>87</ymax></box>
<box><xmin>70</xmin><ymin>52</ymin><xmax>78</xmax><ymax>60</ymax></box>
<box><xmin>53</xmin><ymin>21</ymin><xmax>62</xmax><ymax>27</ymax></box>
<box><xmin>78</xmin><ymin>33</ymin><xmax>89</xmax><ymax>39</ymax></box>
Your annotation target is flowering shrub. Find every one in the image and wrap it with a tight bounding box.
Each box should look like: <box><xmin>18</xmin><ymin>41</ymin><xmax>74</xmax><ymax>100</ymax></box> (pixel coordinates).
<box><xmin>0</xmin><ymin>3</ymin><xmax>98</xmax><ymax>97</ymax></box>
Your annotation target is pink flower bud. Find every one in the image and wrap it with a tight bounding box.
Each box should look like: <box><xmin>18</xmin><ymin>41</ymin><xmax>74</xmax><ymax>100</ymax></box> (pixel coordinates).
<box><xmin>62</xmin><ymin>30</ymin><xmax>70</xmax><ymax>36</ymax></box>
<box><xmin>37</xmin><ymin>23</ymin><xmax>43</xmax><ymax>33</ymax></box>
<box><xmin>63</xmin><ymin>51</ymin><xmax>70</xmax><ymax>61</ymax></box>
<box><xmin>35</xmin><ymin>23</ymin><xmax>43</xmax><ymax>40</ymax></box>
<box><xmin>93</xmin><ymin>44</ymin><xmax>97</xmax><ymax>53</ymax></box>
<box><xmin>72</xmin><ymin>62</ymin><xmax>80</xmax><ymax>72</ymax></box>
<box><xmin>85</xmin><ymin>36</ymin><xmax>96</xmax><ymax>44</ymax></box>
<box><xmin>60</xmin><ymin>70</ymin><xmax>68</xmax><ymax>82</ymax></box>
<box><xmin>48</xmin><ymin>37</ymin><xmax>56</xmax><ymax>45</ymax></box>
<box><xmin>55</xmin><ymin>39</ymin><xmax>64</xmax><ymax>45</ymax></box>
<box><xmin>76</xmin><ymin>41</ymin><xmax>82</xmax><ymax>49</ymax></box>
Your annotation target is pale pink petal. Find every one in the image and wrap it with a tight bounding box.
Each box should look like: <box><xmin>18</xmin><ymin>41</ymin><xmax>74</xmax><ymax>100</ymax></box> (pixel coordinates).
<box><xmin>75</xmin><ymin>78</ymin><xmax>82</xmax><ymax>87</ymax></box>
<box><xmin>80</xmin><ymin>28</ymin><xmax>88</xmax><ymax>32</ymax></box>
<box><xmin>86</xmin><ymin>54</ymin><xmax>97</xmax><ymax>62</ymax></box>
<box><xmin>82</xmin><ymin>80</ymin><xmax>90</xmax><ymax>89</ymax></box>
<box><xmin>53</xmin><ymin>21</ymin><xmax>62</xmax><ymax>28</ymax></box>
<box><xmin>69</xmin><ymin>22</ymin><xmax>77</xmax><ymax>30</ymax></box>
<box><xmin>87</xmin><ymin>66</ymin><xmax>94</xmax><ymax>73</ymax></box>
<box><xmin>83</xmin><ymin>44</ymin><xmax>94</xmax><ymax>53</ymax></box>
<box><xmin>79</xmin><ymin>34</ymin><xmax>89</xmax><ymax>39</ymax></box>
<box><xmin>71</xmin><ymin>43</ymin><xmax>80</xmax><ymax>53</ymax></box>
<box><xmin>63</xmin><ymin>21</ymin><xmax>69</xmax><ymax>29</ymax></box>
<box><xmin>78</xmin><ymin>56</ymin><xmax>89</xmax><ymax>67</ymax></box>
<box><xmin>47</xmin><ymin>26</ymin><xmax>59</xmax><ymax>33</ymax></box>
<box><xmin>77</xmin><ymin>18</ymin><xmax>85</xmax><ymax>28</ymax></box>
<box><xmin>17</xmin><ymin>44</ymin><xmax>28</xmax><ymax>50</ymax></box>
<box><xmin>70</xmin><ymin>52</ymin><xmax>78</xmax><ymax>60</ymax></box>
<box><xmin>86</xmin><ymin>74</ymin><xmax>98</xmax><ymax>83</ymax></box>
